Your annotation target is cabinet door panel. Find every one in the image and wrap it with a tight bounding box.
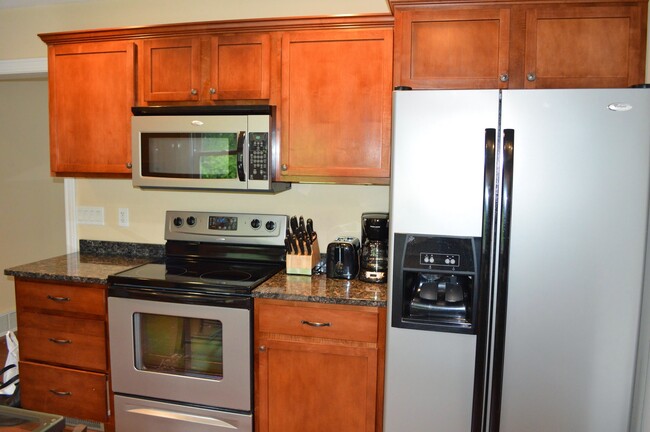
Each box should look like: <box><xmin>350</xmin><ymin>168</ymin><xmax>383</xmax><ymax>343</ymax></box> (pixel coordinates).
<box><xmin>142</xmin><ymin>37</ymin><xmax>201</xmax><ymax>102</ymax></box>
<box><xmin>49</xmin><ymin>41</ymin><xmax>134</xmax><ymax>175</ymax></box>
<box><xmin>524</xmin><ymin>5</ymin><xmax>644</xmax><ymax>88</ymax></box>
<box><xmin>280</xmin><ymin>29</ymin><xmax>392</xmax><ymax>183</ymax></box>
<box><xmin>395</xmin><ymin>8</ymin><xmax>510</xmax><ymax>89</ymax></box>
<box><xmin>257</xmin><ymin>339</ymin><xmax>378</xmax><ymax>432</ymax></box>
<box><xmin>210</xmin><ymin>33</ymin><xmax>271</xmax><ymax>100</ymax></box>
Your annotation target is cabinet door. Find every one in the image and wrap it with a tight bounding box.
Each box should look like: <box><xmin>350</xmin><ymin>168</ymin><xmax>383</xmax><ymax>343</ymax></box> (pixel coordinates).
<box><xmin>142</xmin><ymin>37</ymin><xmax>201</xmax><ymax>102</ymax></box>
<box><xmin>256</xmin><ymin>339</ymin><xmax>378</xmax><ymax>432</ymax></box>
<box><xmin>280</xmin><ymin>28</ymin><xmax>393</xmax><ymax>184</ymax></box>
<box><xmin>48</xmin><ymin>41</ymin><xmax>135</xmax><ymax>175</ymax></box>
<box><xmin>524</xmin><ymin>5</ymin><xmax>645</xmax><ymax>88</ymax></box>
<box><xmin>210</xmin><ymin>33</ymin><xmax>271</xmax><ymax>100</ymax></box>
<box><xmin>394</xmin><ymin>8</ymin><xmax>511</xmax><ymax>89</ymax></box>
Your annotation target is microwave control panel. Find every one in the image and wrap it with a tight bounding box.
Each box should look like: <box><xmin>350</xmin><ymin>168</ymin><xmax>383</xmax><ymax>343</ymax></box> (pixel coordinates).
<box><xmin>249</xmin><ymin>132</ymin><xmax>269</xmax><ymax>180</ymax></box>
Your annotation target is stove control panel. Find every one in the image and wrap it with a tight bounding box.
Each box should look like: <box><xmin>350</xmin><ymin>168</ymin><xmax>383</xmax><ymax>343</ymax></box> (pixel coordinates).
<box><xmin>166</xmin><ymin>211</ymin><xmax>288</xmax><ymax>246</ymax></box>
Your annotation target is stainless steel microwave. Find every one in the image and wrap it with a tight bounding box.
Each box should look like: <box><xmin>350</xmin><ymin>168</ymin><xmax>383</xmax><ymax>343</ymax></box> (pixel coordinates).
<box><xmin>131</xmin><ymin>106</ymin><xmax>290</xmax><ymax>193</ymax></box>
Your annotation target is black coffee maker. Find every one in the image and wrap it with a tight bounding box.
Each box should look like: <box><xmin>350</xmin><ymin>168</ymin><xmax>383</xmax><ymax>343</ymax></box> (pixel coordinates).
<box><xmin>360</xmin><ymin>213</ymin><xmax>389</xmax><ymax>283</ymax></box>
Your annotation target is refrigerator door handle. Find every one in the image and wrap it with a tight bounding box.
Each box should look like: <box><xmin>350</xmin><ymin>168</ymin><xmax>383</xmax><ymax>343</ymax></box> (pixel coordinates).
<box><xmin>471</xmin><ymin>128</ymin><xmax>497</xmax><ymax>432</ymax></box>
<box><xmin>487</xmin><ymin>128</ymin><xmax>515</xmax><ymax>432</ymax></box>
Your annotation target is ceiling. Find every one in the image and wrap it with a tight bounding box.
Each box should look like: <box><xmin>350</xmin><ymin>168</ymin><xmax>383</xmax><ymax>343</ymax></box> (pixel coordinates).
<box><xmin>0</xmin><ymin>0</ymin><xmax>90</xmax><ymax>9</ymax></box>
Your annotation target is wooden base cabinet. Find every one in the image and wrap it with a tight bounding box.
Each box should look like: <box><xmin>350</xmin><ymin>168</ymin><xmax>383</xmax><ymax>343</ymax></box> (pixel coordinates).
<box><xmin>254</xmin><ymin>299</ymin><xmax>386</xmax><ymax>432</ymax></box>
<box><xmin>392</xmin><ymin>1</ymin><xmax>647</xmax><ymax>89</ymax></box>
<box><xmin>14</xmin><ymin>279</ymin><xmax>114</xmax><ymax>431</ymax></box>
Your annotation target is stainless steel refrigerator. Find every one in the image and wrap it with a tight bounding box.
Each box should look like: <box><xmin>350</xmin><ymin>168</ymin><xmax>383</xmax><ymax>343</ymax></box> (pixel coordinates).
<box><xmin>384</xmin><ymin>89</ymin><xmax>650</xmax><ymax>432</ymax></box>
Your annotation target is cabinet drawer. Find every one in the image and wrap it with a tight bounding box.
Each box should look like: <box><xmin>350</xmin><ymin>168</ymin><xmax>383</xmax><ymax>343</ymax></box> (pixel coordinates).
<box><xmin>16</xmin><ymin>279</ymin><xmax>106</xmax><ymax>317</ymax></box>
<box><xmin>257</xmin><ymin>300</ymin><xmax>378</xmax><ymax>343</ymax></box>
<box><xmin>19</xmin><ymin>361</ymin><xmax>108</xmax><ymax>422</ymax></box>
<box><xmin>19</xmin><ymin>311</ymin><xmax>106</xmax><ymax>371</ymax></box>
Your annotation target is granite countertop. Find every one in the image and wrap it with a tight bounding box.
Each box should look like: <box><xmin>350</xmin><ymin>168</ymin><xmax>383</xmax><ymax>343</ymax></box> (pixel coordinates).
<box><xmin>3</xmin><ymin>240</ymin><xmax>162</xmax><ymax>285</ymax></box>
<box><xmin>253</xmin><ymin>270</ymin><xmax>387</xmax><ymax>307</ymax></box>
<box><xmin>4</xmin><ymin>240</ymin><xmax>387</xmax><ymax>307</ymax></box>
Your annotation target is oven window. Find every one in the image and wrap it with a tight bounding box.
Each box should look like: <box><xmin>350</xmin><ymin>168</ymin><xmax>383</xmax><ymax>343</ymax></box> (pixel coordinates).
<box><xmin>134</xmin><ymin>313</ymin><xmax>223</xmax><ymax>379</ymax></box>
<box><xmin>141</xmin><ymin>133</ymin><xmax>238</xmax><ymax>179</ymax></box>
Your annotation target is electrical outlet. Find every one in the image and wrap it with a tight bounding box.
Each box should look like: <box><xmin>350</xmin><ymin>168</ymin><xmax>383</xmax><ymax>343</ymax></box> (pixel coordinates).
<box><xmin>118</xmin><ymin>208</ymin><xmax>129</xmax><ymax>227</ymax></box>
<box><xmin>77</xmin><ymin>206</ymin><xmax>105</xmax><ymax>225</ymax></box>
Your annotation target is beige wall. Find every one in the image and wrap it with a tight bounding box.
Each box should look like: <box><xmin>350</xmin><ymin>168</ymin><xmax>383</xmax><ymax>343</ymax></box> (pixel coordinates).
<box><xmin>0</xmin><ymin>0</ymin><xmax>390</xmax><ymax>60</ymax></box>
<box><xmin>0</xmin><ymin>80</ymin><xmax>66</xmax><ymax>314</ymax></box>
<box><xmin>0</xmin><ymin>0</ymin><xmax>391</xmax><ymax>316</ymax></box>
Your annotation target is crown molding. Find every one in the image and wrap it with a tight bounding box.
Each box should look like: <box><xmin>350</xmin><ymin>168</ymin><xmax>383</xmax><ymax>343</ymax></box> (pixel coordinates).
<box><xmin>0</xmin><ymin>57</ymin><xmax>47</xmax><ymax>79</ymax></box>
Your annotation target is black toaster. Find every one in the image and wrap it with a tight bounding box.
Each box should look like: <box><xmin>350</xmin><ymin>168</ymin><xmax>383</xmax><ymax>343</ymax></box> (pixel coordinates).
<box><xmin>326</xmin><ymin>237</ymin><xmax>360</xmax><ymax>280</ymax></box>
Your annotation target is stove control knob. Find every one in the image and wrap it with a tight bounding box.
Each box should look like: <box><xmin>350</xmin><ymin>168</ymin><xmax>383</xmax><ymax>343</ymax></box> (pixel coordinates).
<box><xmin>251</xmin><ymin>218</ymin><xmax>261</xmax><ymax>229</ymax></box>
<box><xmin>265</xmin><ymin>220</ymin><xmax>276</xmax><ymax>231</ymax></box>
<box><xmin>186</xmin><ymin>216</ymin><xmax>197</xmax><ymax>226</ymax></box>
<box><xmin>173</xmin><ymin>217</ymin><xmax>183</xmax><ymax>227</ymax></box>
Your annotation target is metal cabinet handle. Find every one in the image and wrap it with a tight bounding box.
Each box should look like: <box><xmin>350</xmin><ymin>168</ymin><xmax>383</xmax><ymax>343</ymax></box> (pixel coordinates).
<box><xmin>301</xmin><ymin>320</ymin><xmax>331</xmax><ymax>328</ymax></box>
<box><xmin>259</xmin><ymin>346</ymin><xmax>266</xmax><ymax>352</ymax></box>
<box><xmin>47</xmin><ymin>295</ymin><xmax>70</xmax><ymax>303</ymax></box>
<box><xmin>281</xmin><ymin>164</ymin><xmax>288</xmax><ymax>171</ymax></box>
<box><xmin>49</xmin><ymin>338</ymin><xmax>72</xmax><ymax>344</ymax></box>
<box><xmin>126</xmin><ymin>162</ymin><xmax>132</xmax><ymax>169</ymax></box>
<box><xmin>49</xmin><ymin>389</ymin><xmax>72</xmax><ymax>397</ymax></box>
<box><xmin>527</xmin><ymin>72</ymin><xmax>537</xmax><ymax>82</ymax></box>
<box><xmin>499</xmin><ymin>73</ymin><xmax>509</xmax><ymax>82</ymax></box>
<box><xmin>209</xmin><ymin>88</ymin><xmax>217</xmax><ymax>95</ymax></box>
<box><xmin>190</xmin><ymin>88</ymin><xmax>198</xmax><ymax>95</ymax></box>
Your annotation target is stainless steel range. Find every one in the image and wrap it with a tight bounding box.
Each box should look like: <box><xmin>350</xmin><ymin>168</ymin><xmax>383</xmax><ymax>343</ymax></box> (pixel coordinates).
<box><xmin>107</xmin><ymin>211</ymin><xmax>288</xmax><ymax>432</ymax></box>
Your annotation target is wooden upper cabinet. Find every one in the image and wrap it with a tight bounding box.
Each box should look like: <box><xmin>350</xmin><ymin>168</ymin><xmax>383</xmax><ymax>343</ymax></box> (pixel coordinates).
<box><xmin>394</xmin><ymin>8</ymin><xmax>511</xmax><ymax>89</ymax></box>
<box><xmin>392</xmin><ymin>1</ymin><xmax>647</xmax><ymax>89</ymax></box>
<box><xmin>48</xmin><ymin>41</ymin><xmax>135</xmax><ymax>176</ymax></box>
<box><xmin>140</xmin><ymin>33</ymin><xmax>271</xmax><ymax>104</ymax></box>
<box><xmin>523</xmin><ymin>5</ymin><xmax>646</xmax><ymax>88</ymax></box>
<box><xmin>142</xmin><ymin>37</ymin><xmax>201</xmax><ymax>102</ymax></box>
<box><xmin>210</xmin><ymin>33</ymin><xmax>271</xmax><ymax>100</ymax></box>
<box><xmin>280</xmin><ymin>28</ymin><xmax>393</xmax><ymax>184</ymax></box>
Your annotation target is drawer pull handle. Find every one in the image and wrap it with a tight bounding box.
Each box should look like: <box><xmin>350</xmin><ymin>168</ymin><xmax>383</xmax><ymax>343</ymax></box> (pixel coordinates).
<box><xmin>49</xmin><ymin>389</ymin><xmax>72</xmax><ymax>397</ymax></box>
<box><xmin>301</xmin><ymin>320</ymin><xmax>331</xmax><ymax>328</ymax></box>
<box><xmin>49</xmin><ymin>338</ymin><xmax>72</xmax><ymax>344</ymax></box>
<box><xmin>47</xmin><ymin>295</ymin><xmax>70</xmax><ymax>303</ymax></box>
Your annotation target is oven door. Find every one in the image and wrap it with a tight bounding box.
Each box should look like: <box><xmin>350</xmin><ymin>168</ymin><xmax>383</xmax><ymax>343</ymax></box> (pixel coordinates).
<box><xmin>108</xmin><ymin>293</ymin><xmax>251</xmax><ymax>411</ymax></box>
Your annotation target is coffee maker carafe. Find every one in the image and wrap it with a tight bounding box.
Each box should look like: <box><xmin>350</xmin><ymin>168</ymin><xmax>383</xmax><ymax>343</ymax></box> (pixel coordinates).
<box><xmin>360</xmin><ymin>213</ymin><xmax>389</xmax><ymax>283</ymax></box>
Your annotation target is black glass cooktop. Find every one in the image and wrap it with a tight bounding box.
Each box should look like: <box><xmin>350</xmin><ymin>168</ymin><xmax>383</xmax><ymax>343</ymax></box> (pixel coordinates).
<box><xmin>108</xmin><ymin>257</ymin><xmax>283</xmax><ymax>294</ymax></box>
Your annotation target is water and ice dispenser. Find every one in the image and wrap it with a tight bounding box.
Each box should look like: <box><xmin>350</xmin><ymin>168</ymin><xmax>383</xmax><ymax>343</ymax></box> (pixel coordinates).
<box><xmin>391</xmin><ymin>234</ymin><xmax>480</xmax><ymax>334</ymax></box>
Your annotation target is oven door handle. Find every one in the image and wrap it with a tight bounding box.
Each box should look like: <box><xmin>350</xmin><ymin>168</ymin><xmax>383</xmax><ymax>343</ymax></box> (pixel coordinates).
<box><xmin>127</xmin><ymin>407</ymin><xmax>239</xmax><ymax>429</ymax></box>
<box><xmin>108</xmin><ymin>285</ymin><xmax>252</xmax><ymax>309</ymax></box>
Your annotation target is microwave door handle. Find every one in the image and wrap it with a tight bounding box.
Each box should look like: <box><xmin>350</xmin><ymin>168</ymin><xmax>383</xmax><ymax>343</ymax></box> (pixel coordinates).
<box><xmin>237</xmin><ymin>131</ymin><xmax>246</xmax><ymax>182</ymax></box>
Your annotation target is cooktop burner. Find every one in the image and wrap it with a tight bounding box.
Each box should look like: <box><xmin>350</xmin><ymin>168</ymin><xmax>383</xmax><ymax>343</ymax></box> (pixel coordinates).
<box><xmin>109</xmin><ymin>259</ymin><xmax>282</xmax><ymax>294</ymax></box>
<box><xmin>108</xmin><ymin>211</ymin><xmax>288</xmax><ymax>298</ymax></box>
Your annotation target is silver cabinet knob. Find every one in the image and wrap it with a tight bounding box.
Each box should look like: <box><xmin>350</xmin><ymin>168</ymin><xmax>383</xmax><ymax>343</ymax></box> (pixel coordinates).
<box><xmin>209</xmin><ymin>88</ymin><xmax>216</xmax><ymax>95</ymax></box>
<box><xmin>259</xmin><ymin>346</ymin><xmax>267</xmax><ymax>352</ymax></box>
<box><xmin>126</xmin><ymin>162</ymin><xmax>132</xmax><ymax>169</ymax></box>
<box><xmin>527</xmin><ymin>73</ymin><xmax>537</xmax><ymax>82</ymax></box>
<box><xmin>499</xmin><ymin>73</ymin><xmax>509</xmax><ymax>82</ymax></box>
<box><xmin>281</xmin><ymin>164</ymin><xmax>288</xmax><ymax>171</ymax></box>
<box><xmin>190</xmin><ymin>88</ymin><xmax>198</xmax><ymax>95</ymax></box>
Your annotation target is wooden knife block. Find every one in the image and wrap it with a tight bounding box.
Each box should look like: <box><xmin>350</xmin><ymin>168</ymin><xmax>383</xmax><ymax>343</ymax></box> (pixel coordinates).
<box><xmin>286</xmin><ymin>240</ymin><xmax>320</xmax><ymax>275</ymax></box>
